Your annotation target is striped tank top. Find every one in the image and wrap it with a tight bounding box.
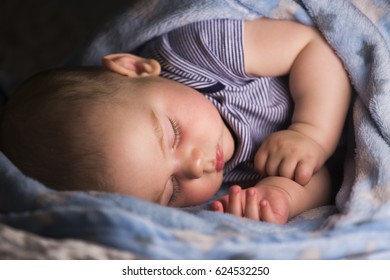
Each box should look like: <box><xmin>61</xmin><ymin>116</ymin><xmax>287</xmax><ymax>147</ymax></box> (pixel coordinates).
<box><xmin>137</xmin><ymin>19</ymin><xmax>293</xmax><ymax>187</ymax></box>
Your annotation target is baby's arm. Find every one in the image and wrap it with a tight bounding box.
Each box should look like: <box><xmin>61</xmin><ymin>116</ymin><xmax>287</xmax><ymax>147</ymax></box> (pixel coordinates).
<box><xmin>244</xmin><ymin>18</ymin><xmax>351</xmax><ymax>185</ymax></box>
<box><xmin>211</xmin><ymin>166</ymin><xmax>332</xmax><ymax>224</ymax></box>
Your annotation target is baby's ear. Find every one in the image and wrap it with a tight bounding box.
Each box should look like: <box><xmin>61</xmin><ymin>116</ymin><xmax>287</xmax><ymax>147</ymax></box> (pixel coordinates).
<box><xmin>102</xmin><ymin>53</ymin><xmax>161</xmax><ymax>77</ymax></box>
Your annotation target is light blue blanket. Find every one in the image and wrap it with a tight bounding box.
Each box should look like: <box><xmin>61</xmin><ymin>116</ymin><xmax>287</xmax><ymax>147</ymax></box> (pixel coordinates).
<box><xmin>1</xmin><ymin>0</ymin><xmax>390</xmax><ymax>259</ymax></box>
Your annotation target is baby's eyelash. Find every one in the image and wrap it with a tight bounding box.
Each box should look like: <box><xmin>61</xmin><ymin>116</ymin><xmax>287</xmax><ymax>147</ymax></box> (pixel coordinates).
<box><xmin>168</xmin><ymin>176</ymin><xmax>181</xmax><ymax>205</ymax></box>
<box><xmin>169</xmin><ymin>117</ymin><xmax>182</xmax><ymax>149</ymax></box>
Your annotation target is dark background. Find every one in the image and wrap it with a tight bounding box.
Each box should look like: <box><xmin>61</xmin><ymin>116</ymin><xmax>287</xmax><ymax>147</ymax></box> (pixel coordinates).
<box><xmin>0</xmin><ymin>0</ymin><xmax>130</xmax><ymax>87</ymax></box>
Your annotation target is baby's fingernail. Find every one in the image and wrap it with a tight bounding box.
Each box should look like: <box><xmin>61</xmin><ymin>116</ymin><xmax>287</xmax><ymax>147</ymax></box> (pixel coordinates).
<box><xmin>230</xmin><ymin>185</ymin><xmax>241</xmax><ymax>194</ymax></box>
<box><xmin>247</xmin><ymin>188</ymin><xmax>256</xmax><ymax>196</ymax></box>
<box><xmin>260</xmin><ymin>200</ymin><xmax>268</xmax><ymax>207</ymax></box>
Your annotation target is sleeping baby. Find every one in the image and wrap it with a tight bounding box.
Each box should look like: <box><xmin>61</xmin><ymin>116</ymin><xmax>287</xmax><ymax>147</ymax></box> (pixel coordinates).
<box><xmin>0</xmin><ymin>18</ymin><xmax>351</xmax><ymax>224</ymax></box>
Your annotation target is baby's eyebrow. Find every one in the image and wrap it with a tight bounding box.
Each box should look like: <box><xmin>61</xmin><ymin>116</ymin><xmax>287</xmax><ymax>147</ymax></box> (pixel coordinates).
<box><xmin>151</xmin><ymin>110</ymin><xmax>166</xmax><ymax>158</ymax></box>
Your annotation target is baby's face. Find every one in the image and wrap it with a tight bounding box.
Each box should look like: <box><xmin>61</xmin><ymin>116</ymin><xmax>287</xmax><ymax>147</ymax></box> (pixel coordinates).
<box><xmin>98</xmin><ymin>76</ymin><xmax>235</xmax><ymax>207</ymax></box>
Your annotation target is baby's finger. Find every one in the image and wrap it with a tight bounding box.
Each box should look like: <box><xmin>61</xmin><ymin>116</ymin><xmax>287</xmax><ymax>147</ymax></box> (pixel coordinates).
<box><xmin>210</xmin><ymin>200</ymin><xmax>225</xmax><ymax>213</ymax></box>
<box><xmin>244</xmin><ymin>188</ymin><xmax>260</xmax><ymax>220</ymax></box>
<box><xmin>294</xmin><ymin>160</ymin><xmax>315</xmax><ymax>186</ymax></box>
<box><xmin>217</xmin><ymin>195</ymin><xmax>230</xmax><ymax>210</ymax></box>
<box><xmin>254</xmin><ymin>149</ymin><xmax>268</xmax><ymax>176</ymax></box>
<box><xmin>227</xmin><ymin>185</ymin><xmax>243</xmax><ymax>216</ymax></box>
<box><xmin>278</xmin><ymin>158</ymin><xmax>298</xmax><ymax>180</ymax></box>
<box><xmin>260</xmin><ymin>200</ymin><xmax>287</xmax><ymax>224</ymax></box>
<box><xmin>259</xmin><ymin>200</ymin><xmax>278</xmax><ymax>223</ymax></box>
<box><xmin>265</xmin><ymin>156</ymin><xmax>282</xmax><ymax>177</ymax></box>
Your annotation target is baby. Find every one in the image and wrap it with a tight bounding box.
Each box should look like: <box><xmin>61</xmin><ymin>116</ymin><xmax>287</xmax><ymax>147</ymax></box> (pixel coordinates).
<box><xmin>0</xmin><ymin>18</ymin><xmax>351</xmax><ymax>224</ymax></box>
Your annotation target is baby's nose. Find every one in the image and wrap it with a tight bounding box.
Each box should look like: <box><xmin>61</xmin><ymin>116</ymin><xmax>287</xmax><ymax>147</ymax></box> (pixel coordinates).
<box><xmin>183</xmin><ymin>148</ymin><xmax>204</xmax><ymax>179</ymax></box>
<box><xmin>181</xmin><ymin>148</ymin><xmax>214</xmax><ymax>179</ymax></box>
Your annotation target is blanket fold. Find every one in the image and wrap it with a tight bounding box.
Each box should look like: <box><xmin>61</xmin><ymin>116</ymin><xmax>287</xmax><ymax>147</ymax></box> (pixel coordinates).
<box><xmin>2</xmin><ymin>0</ymin><xmax>390</xmax><ymax>259</ymax></box>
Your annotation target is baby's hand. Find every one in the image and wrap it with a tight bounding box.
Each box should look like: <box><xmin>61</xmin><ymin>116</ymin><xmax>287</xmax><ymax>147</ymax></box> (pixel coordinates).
<box><xmin>254</xmin><ymin>129</ymin><xmax>326</xmax><ymax>186</ymax></box>
<box><xmin>210</xmin><ymin>185</ymin><xmax>290</xmax><ymax>224</ymax></box>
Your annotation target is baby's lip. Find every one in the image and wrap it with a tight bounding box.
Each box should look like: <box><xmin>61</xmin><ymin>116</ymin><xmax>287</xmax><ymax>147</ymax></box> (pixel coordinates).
<box><xmin>216</xmin><ymin>144</ymin><xmax>224</xmax><ymax>172</ymax></box>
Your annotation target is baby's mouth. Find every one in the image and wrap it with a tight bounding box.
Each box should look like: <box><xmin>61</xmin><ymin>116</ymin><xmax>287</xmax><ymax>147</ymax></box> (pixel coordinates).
<box><xmin>216</xmin><ymin>144</ymin><xmax>224</xmax><ymax>172</ymax></box>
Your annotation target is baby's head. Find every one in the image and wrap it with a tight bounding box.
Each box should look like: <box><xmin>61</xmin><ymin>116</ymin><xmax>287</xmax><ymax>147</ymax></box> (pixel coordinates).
<box><xmin>0</xmin><ymin>54</ymin><xmax>235</xmax><ymax>207</ymax></box>
<box><xmin>0</xmin><ymin>66</ymin><xmax>125</xmax><ymax>193</ymax></box>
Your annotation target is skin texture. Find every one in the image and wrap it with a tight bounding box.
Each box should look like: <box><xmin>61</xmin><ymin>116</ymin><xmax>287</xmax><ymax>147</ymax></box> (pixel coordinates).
<box><xmin>99</xmin><ymin>18</ymin><xmax>351</xmax><ymax>223</ymax></box>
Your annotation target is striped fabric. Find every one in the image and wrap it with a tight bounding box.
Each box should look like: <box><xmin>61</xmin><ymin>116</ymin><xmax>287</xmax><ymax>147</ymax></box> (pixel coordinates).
<box><xmin>137</xmin><ymin>19</ymin><xmax>293</xmax><ymax>186</ymax></box>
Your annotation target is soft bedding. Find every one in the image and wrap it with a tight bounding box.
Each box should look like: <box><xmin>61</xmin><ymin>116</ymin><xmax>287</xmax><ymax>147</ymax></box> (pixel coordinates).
<box><xmin>1</xmin><ymin>0</ymin><xmax>390</xmax><ymax>259</ymax></box>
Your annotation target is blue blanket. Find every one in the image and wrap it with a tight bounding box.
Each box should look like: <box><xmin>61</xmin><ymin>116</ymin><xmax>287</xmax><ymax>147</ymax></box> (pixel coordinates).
<box><xmin>2</xmin><ymin>0</ymin><xmax>390</xmax><ymax>259</ymax></box>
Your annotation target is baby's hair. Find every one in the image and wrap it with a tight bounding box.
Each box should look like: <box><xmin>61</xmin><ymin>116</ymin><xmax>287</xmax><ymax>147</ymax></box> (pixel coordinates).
<box><xmin>0</xmin><ymin>66</ymin><xmax>129</xmax><ymax>192</ymax></box>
